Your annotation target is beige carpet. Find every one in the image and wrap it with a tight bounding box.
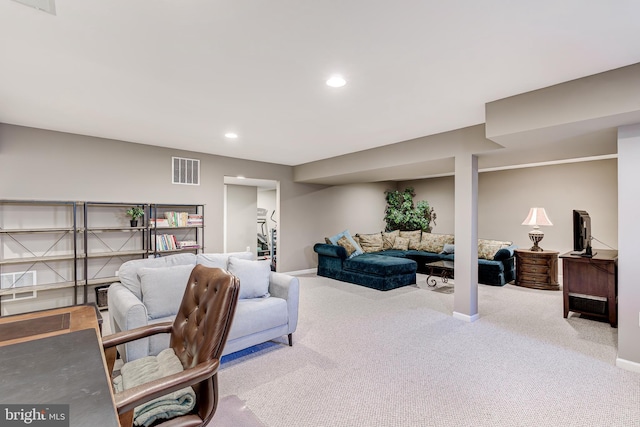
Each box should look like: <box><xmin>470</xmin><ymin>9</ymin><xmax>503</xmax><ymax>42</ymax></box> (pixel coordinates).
<box><xmin>215</xmin><ymin>273</ymin><xmax>640</xmax><ymax>427</ymax></box>
<box><xmin>208</xmin><ymin>395</ymin><xmax>265</xmax><ymax>427</ymax></box>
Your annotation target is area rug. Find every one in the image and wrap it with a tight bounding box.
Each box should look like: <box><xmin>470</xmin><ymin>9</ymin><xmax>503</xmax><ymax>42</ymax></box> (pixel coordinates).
<box><xmin>208</xmin><ymin>395</ymin><xmax>265</xmax><ymax>427</ymax></box>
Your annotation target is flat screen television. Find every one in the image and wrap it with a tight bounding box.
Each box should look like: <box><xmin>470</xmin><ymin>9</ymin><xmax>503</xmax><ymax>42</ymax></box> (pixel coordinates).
<box><xmin>572</xmin><ymin>209</ymin><xmax>592</xmax><ymax>256</ymax></box>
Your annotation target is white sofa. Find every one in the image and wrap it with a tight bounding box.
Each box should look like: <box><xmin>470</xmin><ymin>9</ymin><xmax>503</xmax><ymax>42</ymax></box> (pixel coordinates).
<box><xmin>107</xmin><ymin>252</ymin><xmax>299</xmax><ymax>362</ymax></box>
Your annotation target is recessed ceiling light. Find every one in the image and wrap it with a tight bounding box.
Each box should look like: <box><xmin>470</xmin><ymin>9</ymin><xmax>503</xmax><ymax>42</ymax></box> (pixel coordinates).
<box><xmin>225</xmin><ymin>132</ymin><xmax>238</xmax><ymax>139</ymax></box>
<box><xmin>326</xmin><ymin>75</ymin><xmax>346</xmax><ymax>88</ymax></box>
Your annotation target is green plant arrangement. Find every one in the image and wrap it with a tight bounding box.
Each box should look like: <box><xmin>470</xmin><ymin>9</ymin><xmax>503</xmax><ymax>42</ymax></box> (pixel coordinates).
<box><xmin>126</xmin><ymin>206</ymin><xmax>145</xmax><ymax>227</ymax></box>
<box><xmin>384</xmin><ymin>187</ymin><xmax>436</xmax><ymax>232</ymax></box>
<box><xmin>126</xmin><ymin>206</ymin><xmax>145</xmax><ymax>220</ymax></box>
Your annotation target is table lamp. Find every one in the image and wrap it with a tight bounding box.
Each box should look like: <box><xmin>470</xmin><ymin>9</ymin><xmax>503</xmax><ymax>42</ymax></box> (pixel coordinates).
<box><xmin>521</xmin><ymin>207</ymin><xmax>553</xmax><ymax>251</ymax></box>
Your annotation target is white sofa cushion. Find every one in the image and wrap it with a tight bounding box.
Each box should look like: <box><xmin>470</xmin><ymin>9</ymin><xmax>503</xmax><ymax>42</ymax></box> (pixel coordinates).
<box><xmin>196</xmin><ymin>251</ymin><xmax>254</xmax><ymax>269</ymax></box>
<box><xmin>140</xmin><ymin>265</ymin><xmax>194</xmax><ymax>320</ymax></box>
<box><xmin>227</xmin><ymin>257</ymin><xmax>271</xmax><ymax>299</ymax></box>
<box><xmin>119</xmin><ymin>253</ymin><xmax>196</xmax><ymax>299</ymax></box>
<box><xmin>227</xmin><ymin>297</ymin><xmax>288</xmax><ymax>341</ymax></box>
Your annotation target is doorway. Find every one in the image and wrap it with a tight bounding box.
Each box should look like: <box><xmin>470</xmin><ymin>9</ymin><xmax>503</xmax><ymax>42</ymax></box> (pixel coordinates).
<box><xmin>223</xmin><ymin>176</ymin><xmax>279</xmax><ymax>271</ymax></box>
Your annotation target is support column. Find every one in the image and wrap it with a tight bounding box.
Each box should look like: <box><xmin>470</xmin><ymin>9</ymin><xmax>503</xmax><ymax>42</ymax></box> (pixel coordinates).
<box><xmin>453</xmin><ymin>153</ymin><xmax>479</xmax><ymax>322</ymax></box>
<box><xmin>617</xmin><ymin>123</ymin><xmax>640</xmax><ymax>373</ymax></box>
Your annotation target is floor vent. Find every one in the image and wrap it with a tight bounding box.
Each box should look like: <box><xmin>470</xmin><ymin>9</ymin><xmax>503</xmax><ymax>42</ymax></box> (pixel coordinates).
<box><xmin>172</xmin><ymin>156</ymin><xmax>200</xmax><ymax>185</ymax></box>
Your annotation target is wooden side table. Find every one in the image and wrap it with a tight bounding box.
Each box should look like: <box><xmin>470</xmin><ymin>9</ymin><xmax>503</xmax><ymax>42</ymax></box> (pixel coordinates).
<box><xmin>514</xmin><ymin>249</ymin><xmax>559</xmax><ymax>290</ymax></box>
<box><xmin>560</xmin><ymin>250</ymin><xmax>618</xmax><ymax>327</ymax></box>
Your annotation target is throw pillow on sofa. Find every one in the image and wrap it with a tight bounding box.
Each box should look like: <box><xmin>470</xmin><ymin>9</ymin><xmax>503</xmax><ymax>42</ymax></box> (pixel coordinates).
<box><xmin>419</xmin><ymin>233</ymin><xmax>454</xmax><ymax>253</ymax></box>
<box><xmin>356</xmin><ymin>233</ymin><xmax>384</xmax><ymax>253</ymax></box>
<box><xmin>441</xmin><ymin>243</ymin><xmax>455</xmax><ymax>254</ymax></box>
<box><xmin>228</xmin><ymin>257</ymin><xmax>271</xmax><ymax>299</ymax></box>
<box><xmin>399</xmin><ymin>230</ymin><xmax>422</xmax><ymax>250</ymax></box>
<box><xmin>327</xmin><ymin>229</ymin><xmax>363</xmax><ymax>259</ymax></box>
<box><xmin>337</xmin><ymin>235</ymin><xmax>360</xmax><ymax>257</ymax></box>
<box><xmin>119</xmin><ymin>253</ymin><xmax>196</xmax><ymax>299</ymax></box>
<box><xmin>139</xmin><ymin>264</ymin><xmax>194</xmax><ymax>320</ymax></box>
<box><xmin>478</xmin><ymin>239</ymin><xmax>512</xmax><ymax>260</ymax></box>
<box><xmin>197</xmin><ymin>251</ymin><xmax>253</xmax><ymax>269</ymax></box>
<box><xmin>381</xmin><ymin>230</ymin><xmax>399</xmax><ymax>250</ymax></box>
<box><xmin>392</xmin><ymin>236</ymin><xmax>410</xmax><ymax>250</ymax></box>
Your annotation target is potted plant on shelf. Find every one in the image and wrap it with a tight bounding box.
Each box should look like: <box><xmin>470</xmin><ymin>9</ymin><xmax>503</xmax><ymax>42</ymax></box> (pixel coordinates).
<box><xmin>126</xmin><ymin>206</ymin><xmax>145</xmax><ymax>227</ymax></box>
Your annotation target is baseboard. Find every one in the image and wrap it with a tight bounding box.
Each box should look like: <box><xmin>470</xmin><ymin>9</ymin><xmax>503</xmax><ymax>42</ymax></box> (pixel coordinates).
<box><xmin>282</xmin><ymin>268</ymin><xmax>317</xmax><ymax>276</ymax></box>
<box><xmin>453</xmin><ymin>311</ymin><xmax>480</xmax><ymax>323</ymax></box>
<box><xmin>616</xmin><ymin>356</ymin><xmax>640</xmax><ymax>374</ymax></box>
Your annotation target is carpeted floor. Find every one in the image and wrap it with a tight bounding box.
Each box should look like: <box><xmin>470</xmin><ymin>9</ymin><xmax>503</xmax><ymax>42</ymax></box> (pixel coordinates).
<box><xmin>214</xmin><ymin>273</ymin><xmax>640</xmax><ymax>427</ymax></box>
<box><xmin>209</xmin><ymin>395</ymin><xmax>265</xmax><ymax>427</ymax></box>
<box><xmin>430</xmin><ymin>283</ymin><xmax>454</xmax><ymax>294</ymax></box>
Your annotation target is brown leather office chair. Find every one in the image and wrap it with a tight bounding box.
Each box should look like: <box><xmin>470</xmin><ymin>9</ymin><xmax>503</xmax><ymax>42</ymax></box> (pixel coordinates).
<box><xmin>103</xmin><ymin>264</ymin><xmax>240</xmax><ymax>427</ymax></box>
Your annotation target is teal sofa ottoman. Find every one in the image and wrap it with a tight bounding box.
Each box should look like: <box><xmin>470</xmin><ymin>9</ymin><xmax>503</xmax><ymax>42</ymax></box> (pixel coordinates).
<box><xmin>313</xmin><ymin>243</ymin><xmax>417</xmax><ymax>291</ymax></box>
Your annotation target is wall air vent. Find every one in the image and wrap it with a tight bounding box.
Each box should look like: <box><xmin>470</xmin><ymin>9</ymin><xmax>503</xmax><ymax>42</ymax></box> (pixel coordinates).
<box><xmin>172</xmin><ymin>157</ymin><xmax>200</xmax><ymax>185</ymax></box>
<box><xmin>11</xmin><ymin>0</ymin><xmax>56</xmax><ymax>15</ymax></box>
<box><xmin>1</xmin><ymin>271</ymin><xmax>37</xmax><ymax>291</ymax></box>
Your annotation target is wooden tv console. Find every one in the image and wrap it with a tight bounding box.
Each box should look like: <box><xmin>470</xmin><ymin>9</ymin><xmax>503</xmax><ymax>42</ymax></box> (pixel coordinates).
<box><xmin>560</xmin><ymin>249</ymin><xmax>618</xmax><ymax>327</ymax></box>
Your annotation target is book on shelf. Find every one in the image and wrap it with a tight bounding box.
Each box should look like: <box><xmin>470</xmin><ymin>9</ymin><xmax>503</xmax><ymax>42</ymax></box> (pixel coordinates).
<box><xmin>163</xmin><ymin>212</ymin><xmax>177</xmax><ymax>227</ymax></box>
<box><xmin>187</xmin><ymin>214</ymin><xmax>203</xmax><ymax>226</ymax></box>
<box><xmin>162</xmin><ymin>211</ymin><xmax>193</xmax><ymax>227</ymax></box>
<box><xmin>156</xmin><ymin>234</ymin><xmax>178</xmax><ymax>251</ymax></box>
<box><xmin>152</xmin><ymin>218</ymin><xmax>170</xmax><ymax>227</ymax></box>
<box><xmin>177</xmin><ymin>240</ymin><xmax>200</xmax><ymax>249</ymax></box>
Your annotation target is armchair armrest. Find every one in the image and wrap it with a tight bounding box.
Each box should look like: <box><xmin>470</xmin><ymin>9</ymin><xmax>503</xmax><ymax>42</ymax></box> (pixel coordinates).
<box><xmin>102</xmin><ymin>321</ymin><xmax>173</xmax><ymax>375</ymax></box>
<box><xmin>268</xmin><ymin>272</ymin><xmax>300</xmax><ymax>334</ymax></box>
<box><xmin>108</xmin><ymin>282</ymin><xmax>148</xmax><ymax>331</ymax></box>
<box><xmin>494</xmin><ymin>245</ymin><xmax>518</xmax><ymax>261</ymax></box>
<box><xmin>313</xmin><ymin>243</ymin><xmax>347</xmax><ymax>259</ymax></box>
<box><xmin>107</xmin><ymin>282</ymin><xmax>151</xmax><ymax>363</ymax></box>
<box><xmin>102</xmin><ymin>322</ymin><xmax>173</xmax><ymax>350</ymax></box>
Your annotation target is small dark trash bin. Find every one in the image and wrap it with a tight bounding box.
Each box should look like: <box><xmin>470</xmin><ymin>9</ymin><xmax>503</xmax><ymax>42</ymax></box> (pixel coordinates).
<box><xmin>95</xmin><ymin>285</ymin><xmax>110</xmax><ymax>309</ymax></box>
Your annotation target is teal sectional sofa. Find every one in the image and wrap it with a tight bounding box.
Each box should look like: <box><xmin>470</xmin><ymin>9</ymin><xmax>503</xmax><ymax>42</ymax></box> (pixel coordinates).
<box><xmin>314</xmin><ymin>230</ymin><xmax>516</xmax><ymax>290</ymax></box>
<box><xmin>314</xmin><ymin>243</ymin><xmax>417</xmax><ymax>291</ymax></box>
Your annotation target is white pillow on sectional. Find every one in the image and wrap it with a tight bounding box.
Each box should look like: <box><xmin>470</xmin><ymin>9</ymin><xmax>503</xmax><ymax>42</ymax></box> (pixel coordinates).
<box><xmin>196</xmin><ymin>251</ymin><xmax>254</xmax><ymax>269</ymax></box>
<box><xmin>196</xmin><ymin>253</ymin><xmax>228</xmax><ymax>269</ymax></box>
<box><xmin>225</xmin><ymin>251</ymin><xmax>255</xmax><ymax>261</ymax></box>
<box><xmin>119</xmin><ymin>253</ymin><xmax>196</xmax><ymax>299</ymax></box>
<box><xmin>140</xmin><ymin>265</ymin><xmax>194</xmax><ymax>320</ymax></box>
<box><xmin>227</xmin><ymin>257</ymin><xmax>271</xmax><ymax>299</ymax></box>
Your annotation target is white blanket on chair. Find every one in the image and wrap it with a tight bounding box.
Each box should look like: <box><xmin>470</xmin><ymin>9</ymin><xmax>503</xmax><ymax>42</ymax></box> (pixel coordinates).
<box><xmin>113</xmin><ymin>348</ymin><xmax>196</xmax><ymax>427</ymax></box>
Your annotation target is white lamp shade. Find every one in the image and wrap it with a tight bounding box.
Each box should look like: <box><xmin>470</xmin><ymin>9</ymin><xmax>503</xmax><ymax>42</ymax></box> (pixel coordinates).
<box><xmin>521</xmin><ymin>207</ymin><xmax>553</xmax><ymax>226</ymax></box>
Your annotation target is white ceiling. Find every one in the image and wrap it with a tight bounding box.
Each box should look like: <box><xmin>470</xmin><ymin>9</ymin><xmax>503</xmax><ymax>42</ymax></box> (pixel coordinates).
<box><xmin>2</xmin><ymin>1</ymin><xmax>640</xmax><ymax>167</ymax></box>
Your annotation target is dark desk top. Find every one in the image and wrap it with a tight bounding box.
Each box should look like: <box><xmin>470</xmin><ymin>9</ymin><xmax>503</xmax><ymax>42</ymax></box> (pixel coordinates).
<box><xmin>560</xmin><ymin>249</ymin><xmax>618</xmax><ymax>261</ymax></box>
<box><xmin>0</xmin><ymin>329</ymin><xmax>120</xmax><ymax>427</ymax></box>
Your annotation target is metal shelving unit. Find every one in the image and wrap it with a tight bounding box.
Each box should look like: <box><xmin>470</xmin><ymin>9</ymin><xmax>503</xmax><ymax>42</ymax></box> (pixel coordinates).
<box><xmin>82</xmin><ymin>202</ymin><xmax>149</xmax><ymax>309</ymax></box>
<box><xmin>0</xmin><ymin>199</ymin><xmax>205</xmax><ymax>315</ymax></box>
<box><xmin>0</xmin><ymin>200</ymin><xmax>79</xmax><ymax>314</ymax></box>
<box><xmin>149</xmin><ymin>203</ymin><xmax>204</xmax><ymax>257</ymax></box>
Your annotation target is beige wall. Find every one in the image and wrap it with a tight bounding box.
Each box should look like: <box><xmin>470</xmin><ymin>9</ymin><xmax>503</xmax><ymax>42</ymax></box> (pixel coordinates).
<box><xmin>225</xmin><ymin>184</ymin><xmax>257</xmax><ymax>254</ymax></box>
<box><xmin>617</xmin><ymin>124</ymin><xmax>640</xmax><ymax>369</ymax></box>
<box><xmin>0</xmin><ymin>123</ymin><xmax>393</xmax><ymax>273</ymax></box>
<box><xmin>1</xmin><ymin>122</ymin><xmax>617</xmax><ymax>272</ymax></box>
<box><xmin>0</xmin><ymin>123</ymin><xmax>305</xmax><ymax>271</ymax></box>
<box><xmin>284</xmin><ymin>182</ymin><xmax>393</xmax><ymax>263</ymax></box>
<box><xmin>401</xmin><ymin>158</ymin><xmax>618</xmax><ymax>256</ymax></box>
<box><xmin>398</xmin><ymin>176</ymin><xmax>455</xmax><ymax>234</ymax></box>
<box><xmin>486</xmin><ymin>63</ymin><xmax>640</xmax><ymax>148</ymax></box>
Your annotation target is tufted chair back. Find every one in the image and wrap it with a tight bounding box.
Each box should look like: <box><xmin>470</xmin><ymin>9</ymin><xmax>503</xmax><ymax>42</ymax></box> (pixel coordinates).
<box><xmin>169</xmin><ymin>264</ymin><xmax>240</xmax><ymax>426</ymax></box>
